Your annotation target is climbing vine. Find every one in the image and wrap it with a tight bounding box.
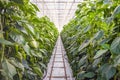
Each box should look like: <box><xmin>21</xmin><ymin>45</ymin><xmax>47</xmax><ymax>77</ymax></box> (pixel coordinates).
<box><xmin>0</xmin><ymin>0</ymin><xmax>58</xmax><ymax>80</ymax></box>
<box><xmin>61</xmin><ymin>0</ymin><xmax>120</xmax><ymax>80</ymax></box>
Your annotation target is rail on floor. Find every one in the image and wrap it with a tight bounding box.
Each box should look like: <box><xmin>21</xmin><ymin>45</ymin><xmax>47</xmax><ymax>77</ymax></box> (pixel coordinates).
<box><xmin>43</xmin><ymin>36</ymin><xmax>74</xmax><ymax>80</ymax></box>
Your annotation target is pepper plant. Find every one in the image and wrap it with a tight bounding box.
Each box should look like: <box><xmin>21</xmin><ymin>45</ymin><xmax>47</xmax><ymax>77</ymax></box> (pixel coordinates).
<box><xmin>0</xmin><ymin>0</ymin><xmax>58</xmax><ymax>80</ymax></box>
<box><xmin>61</xmin><ymin>0</ymin><xmax>120</xmax><ymax>80</ymax></box>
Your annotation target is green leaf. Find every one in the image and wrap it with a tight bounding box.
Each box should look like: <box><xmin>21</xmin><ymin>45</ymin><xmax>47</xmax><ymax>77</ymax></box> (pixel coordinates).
<box><xmin>93</xmin><ymin>30</ymin><xmax>104</xmax><ymax>40</ymax></box>
<box><xmin>9</xmin><ymin>58</ymin><xmax>24</xmax><ymax>71</ymax></box>
<box><xmin>29</xmin><ymin>39</ymin><xmax>39</xmax><ymax>48</ymax></box>
<box><xmin>2</xmin><ymin>58</ymin><xmax>17</xmax><ymax>80</ymax></box>
<box><xmin>114</xmin><ymin>55</ymin><xmax>120</xmax><ymax>67</ymax></box>
<box><xmin>30</xmin><ymin>50</ymin><xmax>38</xmax><ymax>57</ymax></box>
<box><xmin>78</xmin><ymin>55</ymin><xmax>88</xmax><ymax>67</ymax></box>
<box><xmin>26</xmin><ymin>24</ymin><xmax>35</xmax><ymax>35</ymax></box>
<box><xmin>84</xmin><ymin>72</ymin><xmax>95</xmax><ymax>78</ymax></box>
<box><xmin>23</xmin><ymin>43</ymin><xmax>31</xmax><ymax>56</ymax></box>
<box><xmin>15</xmin><ymin>22</ymin><xmax>28</xmax><ymax>34</ymax></box>
<box><xmin>94</xmin><ymin>49</ymin><xmax>108</xmax><ymax>59</ymax></box>
<box><xmin>77</xmin><ymin>71</ymin><xmax>86</xmax><ymax>79</ymax></box>
<box><xmin>78</xmin><ymin>39</ymin><xmax>91</xmax><ymax>52</ymax></box>
<box><xmin>31</xmin><ymin>2</ymin><xmax>40</xmax><ymax>11</ymax></box>
<box><xmin>84</xmin><ymin>26</ymin><xmax>91</xmax><ymax>33</ymax></box>
<box><xmin>39</xmin><ymin>62</ymin><xmax>47</xmax><ymax>69</ymax></box>
<box><xmin>106</xmin><ymin>16</ymin><xmax>114</xmax><ymax>24</ymax></box>
<box><xmin>101</xmin><ymin>44</ymin><xmax>110</xmax><ymax>49</ymax></box>
<box><xmin>99</xmin><ymin>64</ymin><xmax>116</xmax><ymax>80</ymax></box>
<box><xmin>0</xmin><ymin>38</ymin><xmax>14</xmax><ymax>45</ymax></box>
<box><xmin>112</xmin><ymin>5</ymin><xmax>120</xmax><ymax>17</ymax></box>
<box><xmin>103</xmin><ymin>0</ymin><xmax>111</xmax><ymax>4</ymax></box>
<box><xmin>22</xmin><ymin>60</ymin><xmax>30</xmax><ymax>69</ymax></box>
<box><xmin>32</xmin><ymin>66</ymin><xmax>43</xmax><ymax>77</ymax></box>
<box><xmin>110</xmin><ymin>37</ymin><xmax>120</xmax><ymax>54</ymax></box>
<box><xmin>10</xmin><ymin>32</ymin><xmax>25</xmax><ymax>44</ymax></box>
<box><xmin>100</xmin><ymin>38</ymin><xmax>111</xmax><ymax>45</ymax></box>
<box><xmin>11</xmin><ymin>0</ymin><xmax>24</xmax><ymax>4</ymax></box>
<box><xmin>105</xmin><ymin>66</ymin><xmax>116</xmax><ymax>80</ymax></box>
<box><xmin>92</xmin><ymin>58</ymin><xmax>101</xmax><ymax>67</ymax></box>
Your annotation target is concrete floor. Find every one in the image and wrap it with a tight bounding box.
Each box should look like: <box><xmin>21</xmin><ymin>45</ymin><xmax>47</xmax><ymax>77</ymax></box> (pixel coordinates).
<box><xmin>43</xmin><ymin>36</ymin><xmax>74</xmax><ymax>80</ymax></box>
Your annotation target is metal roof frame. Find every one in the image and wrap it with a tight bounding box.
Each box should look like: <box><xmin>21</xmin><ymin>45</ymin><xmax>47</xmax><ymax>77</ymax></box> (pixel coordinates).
<box><xmin>31</xmin><ymin>0</ymin><xmax>83</xmax><ymax>31</ymax></box>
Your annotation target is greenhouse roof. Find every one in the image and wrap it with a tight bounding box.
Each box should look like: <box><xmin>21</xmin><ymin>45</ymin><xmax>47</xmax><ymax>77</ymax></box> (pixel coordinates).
<box><xmin>30</xmin><ymin>0</ymin><xmax>83</xmax><ymax>31</ymax></box>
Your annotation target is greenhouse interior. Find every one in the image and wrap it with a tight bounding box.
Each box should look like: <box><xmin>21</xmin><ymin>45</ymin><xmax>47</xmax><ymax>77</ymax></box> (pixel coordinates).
<box><xmin>0</xmin><ymin>0</ymin><xmax>120</xmax><ymax>80</ymax></box>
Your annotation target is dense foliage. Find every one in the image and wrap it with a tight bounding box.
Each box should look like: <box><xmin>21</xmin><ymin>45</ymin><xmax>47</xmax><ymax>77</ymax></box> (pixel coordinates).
<box><xmin>61</xmin><ymin>0</ymin><xmax>120</xmax><ymax>80</ymax></box>
<box><xmin>0</xmin><ymin>0</ymin><xmax>58</xmax><ymax>80</ymax></box>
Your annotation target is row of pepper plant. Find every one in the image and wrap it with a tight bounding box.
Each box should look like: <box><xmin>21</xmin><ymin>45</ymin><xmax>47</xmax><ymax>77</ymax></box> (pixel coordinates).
<box><xmin>61</xmin><ymin>0</ymin><xmax>120</xmax><ymax>80</ymax></box>
<box><xmin>0</xmin><ymin>0</ymin><xmax>58</xmax><ymax>80</ymax></box>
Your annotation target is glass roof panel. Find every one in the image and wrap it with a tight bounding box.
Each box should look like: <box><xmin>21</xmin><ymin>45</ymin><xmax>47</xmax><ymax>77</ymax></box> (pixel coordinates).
<box><xmin>75</xmin><ymin>0</ymin><xmax>83</xmax><ymax>2</ymax></box>
<box><xmin>55</xmin><ymin>0</ymin><xmax>73</xmax><ymax>2</ymax></box>
<box><xmin>31</xmin><ymin>0</ymin><xmax>84</xmax><ymax>31</ymax></box>
<box><xmin>44</xmin><ymin>0</ymin><xmax>55</xmax><ymax>1</ymax></box>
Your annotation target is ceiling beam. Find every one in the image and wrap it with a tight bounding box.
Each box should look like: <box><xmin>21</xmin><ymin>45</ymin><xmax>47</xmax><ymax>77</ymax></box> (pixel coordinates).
<box><xmin>41</xmin><ymin>0</ymin><xmax>54</xmax><ymax>19</ymax></box>
<box><xmin>60</xmin><ymin>0</ymin><xmax>70</xmax><ymax>28</ymax></box>
<box><xmin>39</xmin><ymin>9</ymin><xmax>77</xmax><ymax>10</ymax></box>
<box><xmin>33</xmin><ymin>1</ymin><xmax>81</xmax><ymax>3</ymax></box>
<box><xmin>63</xmin><ymin>1</ymin><xmax>74</xmax><ymax>23</ymax></box>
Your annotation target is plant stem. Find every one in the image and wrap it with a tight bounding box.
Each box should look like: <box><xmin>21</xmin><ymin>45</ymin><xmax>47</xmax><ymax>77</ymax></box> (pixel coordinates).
<box><xmin>0</xmin><ymin>9</ymin><xmax>5</xmax><ymax>66</ymax></box>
